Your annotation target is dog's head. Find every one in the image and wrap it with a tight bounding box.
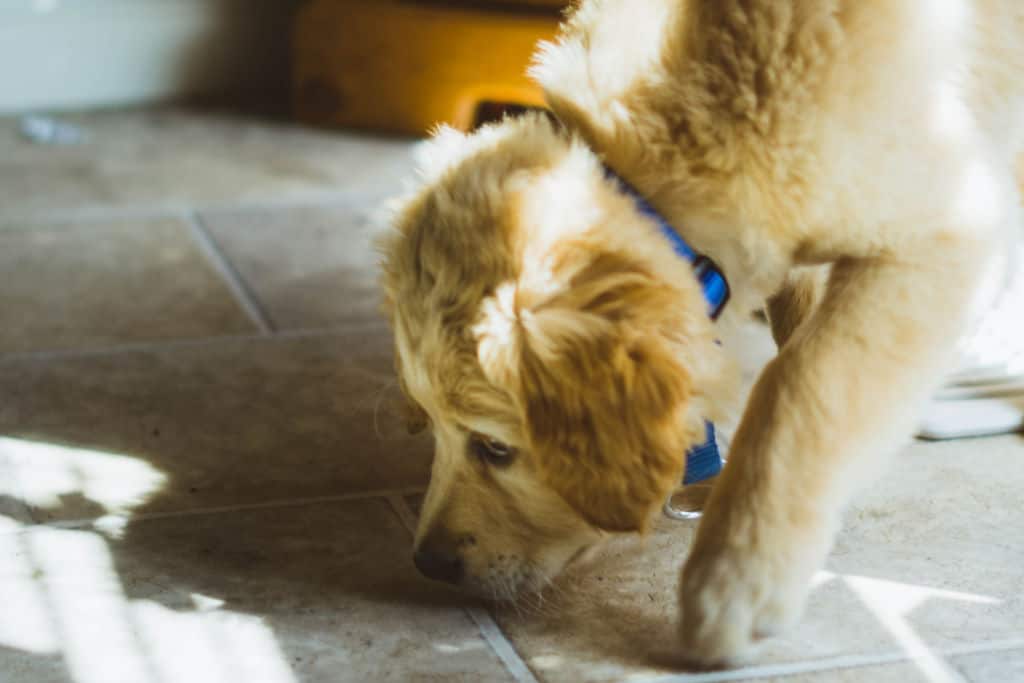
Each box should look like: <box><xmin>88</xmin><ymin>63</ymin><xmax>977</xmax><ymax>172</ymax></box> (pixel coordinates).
<box><xmin>380</xmin><ymin>114</ymin><xmax>725</xmax><ymax>600</ymax></box>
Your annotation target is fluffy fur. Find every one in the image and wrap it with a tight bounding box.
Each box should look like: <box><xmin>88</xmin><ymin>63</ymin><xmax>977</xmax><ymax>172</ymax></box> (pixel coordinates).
<box><xmin>380</xmin><ymin>0</ymin><xmax>1024</xmax><ymax>667</ymax></box>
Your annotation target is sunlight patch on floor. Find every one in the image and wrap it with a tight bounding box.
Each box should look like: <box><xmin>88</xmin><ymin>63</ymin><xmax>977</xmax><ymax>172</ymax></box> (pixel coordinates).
<box><xmin>0</xmin><ymin>438</ymin><xmax>299</xmax><ymax>683</ymax></box>
<box><xmin>845</xmin><ymin>573</ymin><xmax>998</xmax><ymax>683</ymax></box>
<box><xmin>0</xmin><ymin>521</ymin><xmax>300</xmax><ymax>683</ymax></box>
<box><xmin>0</xmin><ymin>437</ymin><xmax>167</xmax><ymax>517</ymax></box>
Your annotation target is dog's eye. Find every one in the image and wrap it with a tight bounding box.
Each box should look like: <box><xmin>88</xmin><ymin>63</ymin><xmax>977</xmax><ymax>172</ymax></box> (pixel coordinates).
<box><xmin>469</xmin><ymin>433</ymin><xmax>516</xmax><ymax>466</ymax></box>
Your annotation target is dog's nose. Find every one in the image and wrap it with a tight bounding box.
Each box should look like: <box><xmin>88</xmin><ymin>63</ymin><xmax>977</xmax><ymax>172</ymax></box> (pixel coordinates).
<box><xmin>413</xmin><ymin>545</ymin><xmax>464</xmax><ymax>585</ymax></box>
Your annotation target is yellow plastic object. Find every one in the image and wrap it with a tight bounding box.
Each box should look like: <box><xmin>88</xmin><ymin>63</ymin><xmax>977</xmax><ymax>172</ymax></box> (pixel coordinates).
<box><xmin>292</xmin><ymin>0</ymin><xmax>563</xmax><ymax>135</ymax></box>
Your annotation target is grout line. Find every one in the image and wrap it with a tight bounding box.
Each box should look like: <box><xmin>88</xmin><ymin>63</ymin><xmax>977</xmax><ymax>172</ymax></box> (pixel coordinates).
<box><xmin>0</xmin><ymin>321</ymin><xmax>392</xmax><ymax>364</ymax></box>
<box><xmin>0</xmin><ymin>193</ymin><xmax>381</xmax><ymax>227</ymax></box>
<box><xmin>465</xmin><ymin>607</ymin><xmax>543</xmax><ymax>683</ymax></box>
<box><xmin>639</xmin><ymin>651</ymin><xmax>913</xmax><ymax>683</ymax></box>
<box><xmin>185</xmin><ymin>211</ymin><xmax>276</xmax><ymax>334</ymax></box>
<box><xmin>9</xmin><ymin>487</ymin><xmax>428</xmax><ymax>533</ymax></box>
<box><xmin>386</xmin><ymin>494</ymin><xmax>419</xmax><ymax>536</ymax></box>
<box><xmin>386</xmin><ymin>495</ymin><xmax>542</xmax><ymax>683</ymax></box>
<box><xmin>942</xmin><ymin>637</ymin><xmax>1024</xmax><ymax>657</ymax></box>
<box><xmin>197</xmin><ymin>194</ymin><xmax>390</xmax><ymax>217</ymax></box>
<box><xmin>636</xmin><ymin>637</ymin><xmax>1024</xmax><ymax>683</ymax></box>
<box><xmin>0</xmin><ymin>204</ymin><xmax>184</xmax><ymax>226</ymax></box>
<box><xmin>381</xmin><ymin>496</ymin><xmax>1021</xmax><ymax>683</ymax></box>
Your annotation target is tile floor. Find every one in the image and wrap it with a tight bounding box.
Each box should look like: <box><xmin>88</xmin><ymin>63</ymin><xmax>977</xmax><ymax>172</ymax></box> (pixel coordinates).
<box><xmin>0</xmin><ymin>108</ymin><xmax>1021</xmax><ymax>683</ymax></box>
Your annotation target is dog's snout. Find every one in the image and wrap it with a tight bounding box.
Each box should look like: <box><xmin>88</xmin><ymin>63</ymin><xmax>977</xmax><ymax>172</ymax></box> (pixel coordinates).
<box><xmin>413</xmin><ymin>542</ymin><xmax>464</xmax><ymax>585</ymax></box>
<box><xmin>413</xmin><ymin>544</ymin><xmax>466</xmax><ymax>581</ymax></box>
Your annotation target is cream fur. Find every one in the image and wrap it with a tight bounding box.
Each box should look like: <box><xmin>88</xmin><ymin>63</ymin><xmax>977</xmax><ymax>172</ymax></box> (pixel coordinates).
<box><xmin>380</xmin><ymin>0</ymin><xmax>1024</xmax><ymax>667</ymax></box>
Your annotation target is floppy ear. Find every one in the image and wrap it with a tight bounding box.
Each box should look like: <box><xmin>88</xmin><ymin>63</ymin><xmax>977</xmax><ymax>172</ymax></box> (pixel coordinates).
<box><xmin>476</xmin><ymin>253</ymin><xmax>699</xmax><ymax>532</ymax></box>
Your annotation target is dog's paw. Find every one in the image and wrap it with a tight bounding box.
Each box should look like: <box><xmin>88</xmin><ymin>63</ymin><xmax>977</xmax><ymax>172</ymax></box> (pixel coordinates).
<box><xmin>675</xmin><ymin>516</ymin><xmax>828</xmax><ymax>668</ymax></box>
<box><xmin>676</xmin><ymin>548</ymin><xmax>802</xmax><ymax>667</ymax></box>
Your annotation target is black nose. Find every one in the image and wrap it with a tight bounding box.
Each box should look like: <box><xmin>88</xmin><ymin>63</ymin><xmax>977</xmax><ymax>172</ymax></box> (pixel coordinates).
<box><xmin>413</xmin><ymin>546</ymin><xmax>464</xmax><ymax>585</ymax></box>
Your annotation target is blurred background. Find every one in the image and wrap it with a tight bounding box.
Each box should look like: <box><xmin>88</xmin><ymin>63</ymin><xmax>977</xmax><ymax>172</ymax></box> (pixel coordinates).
<box><xmin>1</xmin><ymin>0</ymin><xmax>566</xmax><ymax>131</ymax></box>
<box><xmin>1</xmin><ymin>0</ymin><xmax>299</xmax><ymax>116</ymax></box>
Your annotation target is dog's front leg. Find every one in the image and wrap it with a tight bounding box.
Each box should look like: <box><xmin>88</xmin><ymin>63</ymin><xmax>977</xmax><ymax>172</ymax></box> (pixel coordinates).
<box><xmin>677</xmin><ymin>242</ymin><xmax>988</xmax><ymax>667</ymax></box>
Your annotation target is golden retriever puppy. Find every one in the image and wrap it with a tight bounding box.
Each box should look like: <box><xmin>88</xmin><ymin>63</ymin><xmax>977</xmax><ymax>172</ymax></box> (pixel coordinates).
<box><xmin>379</xmin><ymin>0</ymin><xmax>1024</xmax><ymax>667</ymax></box>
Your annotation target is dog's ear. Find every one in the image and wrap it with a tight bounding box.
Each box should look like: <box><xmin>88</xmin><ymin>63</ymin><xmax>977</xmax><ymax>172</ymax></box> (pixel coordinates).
<box><xmin>476</xmin><ymin>252</ymin><xmax>698</xmax><ymax>532</ymax></box>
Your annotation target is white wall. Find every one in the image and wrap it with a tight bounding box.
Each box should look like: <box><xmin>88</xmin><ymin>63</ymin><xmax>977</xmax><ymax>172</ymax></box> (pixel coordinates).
<box><xmin>0</xmin><ymin>0</ymin><xmax>298</xmax><ymax>113</ymax></box>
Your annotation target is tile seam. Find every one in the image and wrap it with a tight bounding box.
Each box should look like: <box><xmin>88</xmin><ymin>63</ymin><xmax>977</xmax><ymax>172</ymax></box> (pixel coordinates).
<box><xmin>385</xmin><ymin>495</ymin><xmax>542</xmax><ymax>683</ymax></box>
<box><xmin>0</xmin><ymin>192</ymin><xmax>382</xmax><ymax>226</ymax></box>
<box><xmin>942</xmin><ymin>637</ymin><xmax>1024</xmax><ymax>657</ymax></box>
<box><xmin>0</xmin><ymin>322</ymin><xmax>392</xmax><ymax>363</ymax></box>
<box><xmin>0</xmin><ymin>487</ymin><xmax>428</xmax><ymax>534</ymax></box>
<box><xmin>636</xmin><ymin>638</ymin><xmax>1024</xmax><ymax>683</ymax></box>
<box><xmin>184</xmin><ymin>211</ymin><xmax>276</xmax><ymax>334</ymax></box>
<box><xmin>638</xmin><ymin>651</ymin><xmax>912</xmax><ymax>683</ymax></box>
<box><xmin>386</xmin><ymin>494</ymin><xmax>419</xmax><ymax>536</ymax></box>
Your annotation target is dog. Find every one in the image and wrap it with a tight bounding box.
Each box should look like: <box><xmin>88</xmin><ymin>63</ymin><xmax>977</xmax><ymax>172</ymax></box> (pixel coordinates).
<box><xmin>379</xmin><ymin>0</ymin><xmax>1024</xmax><ymax>667</ymax></box>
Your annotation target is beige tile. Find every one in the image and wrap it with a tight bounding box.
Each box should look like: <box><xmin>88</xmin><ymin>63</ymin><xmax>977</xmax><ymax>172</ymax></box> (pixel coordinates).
<box><xmin>499</xmin><ymin>439</ymin><xmax>1024</xmax><ymax>682</ymax></box>
<box><xmin>0</xmin><ymin>650</ymin><xmax>67</xmax><ymax>683</ymax></box>
<box><xmin>492</xmin><ymin>517</ymin><xmax>900</xmax><ymax>683</ymax></box>
<box><xmin>830</xmin><ymin>436</ymin><xmax>1024</xmax><ymax>651</ymax></box>
<box><xmin>401</xmin><ymin>501</ymin><xmax>896</xmax><ymax>682</ymax></box>
<box><xmin>0</xmin><ymin>498</ymin><xmax>514</xmax><ymax>682</ymax></box>
<box><xmin>406</xmin><ymin>436</ymin><xmax>1023</xmax><ymax>681</ymax></box>
<box><xmin>0</xmin><ymin>109</ymin><xmax>416</xmax><ymax>219</ymax></box>
<box><xmin>407</xmin><ymin>494</ymin><xmax>424</xmax><ymax>517</ymax></box>
<box><xmin>201</xmin><ymin>204</ymin><xmax>386</xmax><ymax>330</ymax></box>
<box><xmin>953</xmin><ymin>648</ymin><xmax>1024</xmax><ymax>682</ymax></box>
<box><xmin>0</xmin><ymin>498</ymin><xmax>32</xmax><ymax>530</ymax></box>
<box><xmin>754</xmin><ymin>662</ymin><xmax>933</xmax><ymax>682</ymax></box>
<box><xmin>504</xmin><ymin>430</ymin><xmax>1024</xmax><ymax>682</ymax></box>
<box><xmin>0</xmin><ymin>216</ymin><xmax>256</xmax><ymax>353</ymax></box>
<box><xmin>0</xmin><ymin>331</ymin><xmax>431</xmax><ymax>524</ymax></box>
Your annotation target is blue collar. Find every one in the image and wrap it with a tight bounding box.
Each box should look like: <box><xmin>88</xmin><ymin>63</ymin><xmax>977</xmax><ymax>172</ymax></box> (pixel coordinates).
<box><xmin>603</xmin><ymin>165</ymin><xmax>730</xmax><ymax>319</ymax></box>
<box><xmin>602</xmin><ymin>165</ymin><xmax>728</xmax><ymax>492</ymax></box>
